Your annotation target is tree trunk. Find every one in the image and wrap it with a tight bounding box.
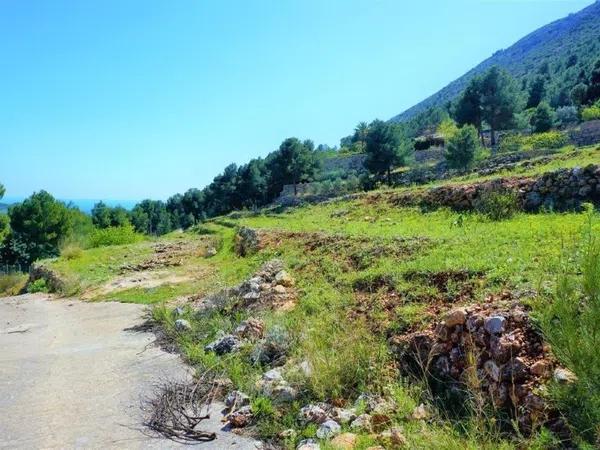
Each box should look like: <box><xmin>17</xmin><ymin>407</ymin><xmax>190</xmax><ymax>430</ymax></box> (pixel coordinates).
<box><xmin>490</xmin><ymin>125</ymin><xmax>496</xmax><ymax>148</ymax></box>
<box><xmin>387</xmin><ymin>168</ymin><xmax>391</xmax><ymax>185</ymax></box>
<box><xmin>293</xmin><ymin>180</ymin><xmax>297</xmax><ymax>196</ymax></box>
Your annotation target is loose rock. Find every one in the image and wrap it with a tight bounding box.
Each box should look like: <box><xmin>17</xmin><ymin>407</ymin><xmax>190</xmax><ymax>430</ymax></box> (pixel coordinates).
<box><xmin>316</xmin><ymin>419</ymin><xmax>341</xmax><ymax>439</ymax></box>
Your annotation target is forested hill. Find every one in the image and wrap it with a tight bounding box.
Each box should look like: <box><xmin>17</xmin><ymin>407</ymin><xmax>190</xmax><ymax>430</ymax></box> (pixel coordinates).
<box><xmin>391</xmin><ymin>0</ymin><xmax>600</xmax><ymax>123</ymax></box>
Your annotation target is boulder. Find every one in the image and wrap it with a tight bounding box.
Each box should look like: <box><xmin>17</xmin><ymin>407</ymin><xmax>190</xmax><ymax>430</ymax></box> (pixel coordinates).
<box><xmin>234</xmin><ymin>317</ymin><xmax>265</xmax><ymax>340</ymax></box>
<box><xmin>298</xmin><ymin>404</ymin><xmax>328</xmax><ymax>424</ymax></box>
<box><xmin>228</xmin><ymin>405</ymin><xmax>253</xmax><ymax>428</ymax></box>
<box><xmin>275</xmin><ymin>270</ymin><xmax>295</xmax><ymax>287</ymax></box>
<box><xmin>330</xmin><ymin>407</ymin><xmax>357</xmax><ymax>424</ymax></box>
<box><xmin>316</xmin><ymin>419</ymin><xmax>341</xmax><ymax>439</ymax></box>
<box><xmin>443</xmin><ymin>308</ymin><xmax>467</xmax><ymax>327</ymax></box>
<box><xmin>297</xmin><ymin>439</ymin><xmax>320</xmax><ymax>450</ymax></box>
<box><xmin>204</xmin><ymin>333</ymin><xmax>241</xmax><ymax>355</ymax></box>
<box><xmin>225</xmin><ymin>390</ymin><xmax>250</xmax><ymax>410</ymax></box>
<box><xmin>350</xmin><ymin>413</ymin><xmax>372</xmax><ymax>431</ymax></box>
<box><xmin>174</xmin><ymin>319</ymin><xmax>191</xmax><ymax>332</ymax></box>
<box><xmin>484</xmin><ymin>316</ymin><xmax>506</xmax><ymax>335</ymax></box>
<box><xmin>553</xmin><ymin>367</ymin><xmax>577</xmax><ymax>384</ymax></box>
<box><xmin>330</xmin><ymin>432</ymin><xmax>357</xmax><ymax>449</ymax></box>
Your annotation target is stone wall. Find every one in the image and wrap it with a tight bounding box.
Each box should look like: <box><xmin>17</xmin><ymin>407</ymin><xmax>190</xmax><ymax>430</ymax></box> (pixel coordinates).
<box><xmin>322</xmin><ymin>154</ymin><xmax>367</xmax><ymax>173</ymax></box>
<box><xmin>569</xmin><ymin>120</ymin><xmax>600</xmax><ymax>146</ymax></box>
<box><xmin>414</xmin><ymin>147</ymin><xmax>445</xmax><ymax>164</ymax></box>
<box><xmin>390</xmin><ymin>164</ymin><xmax>600</xmax><ymax>212</ymax></box>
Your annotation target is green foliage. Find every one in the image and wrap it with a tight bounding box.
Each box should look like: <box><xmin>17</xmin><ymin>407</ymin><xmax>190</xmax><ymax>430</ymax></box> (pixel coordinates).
<box><xmin>526</xmin><ymin>75</ymin><xmax>546</xmax><ymax>109</ymax></box>
<box><xmin>0</xmin><ymin>273</ymin><xmax>27</xmax><ymax>296</ymax></box>
<box><xmin>2</xmin><ymin>191</ymin><xmax>72</xmax><ymax>265</ymax></box>
<box><xmin>454</xmin><ymin>77</ymin><xmax>483</xmax><ymax>135</ymax></box>
<box><xmin>392</xmin><ymin>3</ymin><xmax>600</xmax><ymax>122</ymax></box>
<box><xmin>130</xmin><ymin>200</ymin><xmax>172</xmax><ymax>235</ymax></box>
<box><xmin>445</xmin><ymin>125</ymin><xmax>479</xmax><ymax>170</ymax></box>
<box><xmin>474</xmin><ymin>190</ymin><xmax>519</xmax><ymax>221</ymax></box>
<box><xmin>27</xmin><ymin>278</ymin><xmax>48</xmax><ymax>294</ymax></box>
<box><xmin>437</xmin><ymin>118</ymin><xmax>459</xmax><ymax>140</ymax></box>
<box><xmin>499</xmin><ymin>130</ymin><xmax>567</xmax><ymax>153</ymax></box>
<box><xmin>251</xmin><ymin>396</ymin><xmax>276</xmax><ymax>419</ymax></box>
<box><xmin>364</xmin><ymin>119</ymin><xmax>411</xmax><ymax>182</ymax></box>
<box><xmin>268</xmin><ymin>137</ymin><xmax>319</xmax><ymax>196</ymax></box>
<box><xmin>581</xmin><ymin>104</ymin><xmax>600</xmax><ymax>121</ymax></box>
<box><xmin>480</xmin><ymin>66</ymin><xmax>521</xmax><ymax>145</ymax></box>
<box><xmin>0</xmin><ymin>213</ymin><xmax>8</xmax><ymax>242</ymax></box>
<box><xmin>555</xmin><ymin>106</ymin><xmax>579</xmax><ymax>127</ymax></box>
<box><xmin>88</xmin><ymin>225</ymin><xmax>143</xmax><ymax>248</ymax></box>
<box><xmin>537</xmin><ymin>206</ymin><xmax>600</xmax><ymax>444</ymax></box>
<box><xmin>530</xmin><ymin>102</ymin><xmax>555</xmax><ymax>133</ymax></box>
<box><xmin>91</xmin><ymin>201</ymin><xmax>131</xmax><ymax>229</ymax></box>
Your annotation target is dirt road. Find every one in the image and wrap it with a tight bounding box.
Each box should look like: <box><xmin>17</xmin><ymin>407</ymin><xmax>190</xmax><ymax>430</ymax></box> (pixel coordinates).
<box><xmin>0</xmin><ymin>294</ymin><xmax>259</xmax><ymax>450</ymax></box>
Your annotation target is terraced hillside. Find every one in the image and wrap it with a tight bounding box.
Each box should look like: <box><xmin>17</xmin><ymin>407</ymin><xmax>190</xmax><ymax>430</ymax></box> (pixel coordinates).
<box><xmin>33</xmin><ymin>143</ymin><xmax>600</xmax><ymax>449</ymax></box>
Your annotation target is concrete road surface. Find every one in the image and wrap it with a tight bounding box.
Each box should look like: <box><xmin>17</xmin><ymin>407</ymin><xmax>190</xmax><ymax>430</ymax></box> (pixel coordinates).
<box><xmin>0</xmin><ymin>294</ymin><xmax>260</xmax><ymax>450</ymax></box>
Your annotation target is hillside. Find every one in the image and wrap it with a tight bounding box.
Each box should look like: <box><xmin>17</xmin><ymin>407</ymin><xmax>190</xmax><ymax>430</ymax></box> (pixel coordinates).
<box><xmin>16</xmin><ymin>141</ymin><xmax>600</xmax><ymax>448</ymax></box>
<box><xmin>391</xmin><ymin>0</ymin><xmax>600</xmax><ymax>123</ymax></box>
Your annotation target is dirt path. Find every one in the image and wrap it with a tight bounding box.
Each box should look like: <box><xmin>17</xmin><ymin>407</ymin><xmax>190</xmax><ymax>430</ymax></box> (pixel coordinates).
<box><xmin>0</xmin><ymin>294</ymin><xmax>260</xmax><ymax>450</ymax></box>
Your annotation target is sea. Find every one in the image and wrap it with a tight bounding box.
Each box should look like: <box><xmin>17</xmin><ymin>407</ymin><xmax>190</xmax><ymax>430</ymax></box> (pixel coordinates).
<box><xmin>1</xmin><ymin>196</ymin><xmax>139</xmax><ymax>214</ymax></box>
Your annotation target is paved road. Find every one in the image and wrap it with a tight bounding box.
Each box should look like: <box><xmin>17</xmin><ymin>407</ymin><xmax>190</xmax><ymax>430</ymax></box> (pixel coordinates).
<box><xmin>0</xmin><ymin>294</ymin><xmax>259</xmax><ymax>450</ymax></box>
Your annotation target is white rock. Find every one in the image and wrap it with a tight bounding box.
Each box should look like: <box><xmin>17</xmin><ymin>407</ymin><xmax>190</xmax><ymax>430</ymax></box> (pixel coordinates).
<box><xmin>174</xmin><ymin>319</ymin><xmax>191</xmax><ymax>331</ymax></box>
<box><xmin>316</xmin><ymin>419</ymin><xmax>341</xmax><ymax>439</ymax></box>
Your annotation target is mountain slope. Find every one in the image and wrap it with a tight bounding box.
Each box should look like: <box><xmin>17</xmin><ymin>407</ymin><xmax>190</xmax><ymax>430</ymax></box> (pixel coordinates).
<box><xmin>391</xmin><ymin>1</ymin><xmax>600</xmax><ymax>123</ymax></box>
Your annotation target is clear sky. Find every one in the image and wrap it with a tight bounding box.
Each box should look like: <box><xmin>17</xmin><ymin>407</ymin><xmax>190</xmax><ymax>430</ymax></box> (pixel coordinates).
<box><xmin>0</xmin><ymin>0</ymin><xmax>595</xmax><ymax>201</ymax></box>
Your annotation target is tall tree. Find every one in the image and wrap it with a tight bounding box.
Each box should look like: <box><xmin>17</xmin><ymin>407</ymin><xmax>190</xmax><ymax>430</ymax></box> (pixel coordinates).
<box><xmin>526</xmin><ymin>76</ymin><xmax>546</xmax><ymax>109</ymax></box>
<box><xmin>268</xmin><ymin>138</ymin><xmax>319</xmax><ymax>196</ymax></box>
<box><xmin>586</xmin><ymin>59</ymin><xmax>600</xmax><ymax>104</ymax></box>
<box><xmin>352</xmin><ymin>121</ymin><xmax>370</xmax><ymax>152</ymax></box>
<box><xmin>364</xmin><ymin>120</ymin><xmax>410</xmax><ymax>184</ymax></box>
<box><xmin>236</xmin><ymin>159</ymin><xmax>268</xmax><ymax>208</ymax></box>
<box><xmin>454</xmin><ymin>77</ymin><xmax>483</xmax><ymax>143</ymax></box>
<box><xmin>445</xmin><ymin>125</ymin><xmax>479</xmax><ymax>170</ymax></box>
<box><xmin>480</xmin><ymin>66</ymin><xmax>520</xmax><ymax>147</ymax></box>
<box><xmin>530</xmin><ymin>102</ymin><xmax>555</xmax><ymax>133</ymax></box>
<box><xmin>91</xmin><ymin>201</ymin><xmax>112</xmax><ymax>228</ymax></box>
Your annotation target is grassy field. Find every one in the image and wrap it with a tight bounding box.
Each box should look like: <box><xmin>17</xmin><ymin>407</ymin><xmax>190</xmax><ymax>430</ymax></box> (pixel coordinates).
<box><xmin>36</xmin><ymin>146</ymin><xmax>600</xmax><ymax>448</ymax></box>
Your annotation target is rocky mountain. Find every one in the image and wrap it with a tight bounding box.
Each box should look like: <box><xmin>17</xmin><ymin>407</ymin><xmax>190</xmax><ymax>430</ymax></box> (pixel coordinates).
<box><xmin>391</xmin><ymin>1</ymin><xmax>600</xmax><ymax>123</ymax></box>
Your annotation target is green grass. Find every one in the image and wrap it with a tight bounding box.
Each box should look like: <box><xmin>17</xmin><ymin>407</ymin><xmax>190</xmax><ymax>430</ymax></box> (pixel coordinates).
<box><xmin>40</xmin><ymin>145</ymin><xmax>600</xmax><ymax>447</ymax></box>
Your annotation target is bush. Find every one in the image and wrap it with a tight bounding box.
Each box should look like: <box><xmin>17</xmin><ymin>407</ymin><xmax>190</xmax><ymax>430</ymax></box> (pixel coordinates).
<box><xmin>474</xmin><ymin>190</ymin><xmax>519</xmax><ymax>221</ymax></box>
<box><xmin>27</xmin><ymin>278</ymin><xmax>48</xmax><ymax>293</ymax></box>
<box><xmin>555</xmin><ymin>106</ymin><xmax>579</xmax><ymax>127</ymax></box>
<box><xmin>526</xmin><ymin>130</ymin><xmax>568</xmax><ymax>149</ymax></box>
<box><xmin>0</xmin><ymin>273</ymin><xmax>27</xmax><ymax>296</ymax></box>
<box><xmin>445</xmin><ymin>125</ymin><xmax>479</xmax><ymax>170</ymax></box>
<box><xmin>537</xmin><ymin>206</ymin><xmax>600</xmax><ymax>444</ymax></box>
<box><xmin>581</xmin><ymin>105</ymin><xmax>600</xmax><ymax>122</ymax></box>
<box><xmin>530</xmin><ymin>102</ymin><xmax>555</xmax><ymax>133</ymax></box>
<box><xmin>88</xmin><ymin>225</ymin><xmax>143</xmax><ymax>248</ymax></box>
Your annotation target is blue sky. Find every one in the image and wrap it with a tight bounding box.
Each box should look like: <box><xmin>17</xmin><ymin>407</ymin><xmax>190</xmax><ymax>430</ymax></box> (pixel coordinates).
<box><xmin>0</xmin><ymin>0</ymin><xmax>595</xmax><ymax>201</ymax></box>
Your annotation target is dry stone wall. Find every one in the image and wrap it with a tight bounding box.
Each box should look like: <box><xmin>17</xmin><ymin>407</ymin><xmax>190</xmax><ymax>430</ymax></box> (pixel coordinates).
<box><xmin>390</xmin><ymin>164</ymin><xmax>600</xmax><ymax>212</ymax></box>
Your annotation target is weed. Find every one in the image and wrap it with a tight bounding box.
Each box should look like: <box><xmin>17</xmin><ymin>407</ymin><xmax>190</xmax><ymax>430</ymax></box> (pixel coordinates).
<box><xmin>474</xmin><ymin>190</ymin><xmax>519</xmax><ymax>221</ymax></box>
<box><xmin>0</xmin><ymin>273</ymin><xmax>27</xmax><ymax>296</ymax></box>
<box><xmin>27</xmin><ymin>278</ymin><xmax>48</xmax><ymax>293</ymax></box>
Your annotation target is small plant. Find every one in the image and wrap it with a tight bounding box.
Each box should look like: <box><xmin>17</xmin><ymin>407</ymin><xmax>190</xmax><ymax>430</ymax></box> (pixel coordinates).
<box><xmin>581</xmin><ymin>105</ymin><xmax>600</xmax><ymax>122</ymax></box>
<box><xmin>27</xmin><ymin>278</ymin><xmax>49</xmax><ymax>293</ymax></box>
<box><xmin>474</xmin><ymin>190</ymin><xmax>519</xmax><ymax>221</ymax></box>
<box><xmin>537</xmin><ymin>205</ymin><xmax>600</xmax><ymax>444</ymax></box>
<box><xmin>250</xmin><ymin>396</ymin><xmax>275</xmax><ymax>419</ymax></box>
<box><xmin>60</xmin><ymin>243</ymin><xmax>83</xmax><ymax>260</ymax></box>
<box><xmin>0</xmin><ymin>273</ymin><xmax>27</xmax><ymax>296</ymax></box>
<box><xmin>88</xmin><ymin>225</ymin><xmax>143</xmax><ymax>248</ymax></box>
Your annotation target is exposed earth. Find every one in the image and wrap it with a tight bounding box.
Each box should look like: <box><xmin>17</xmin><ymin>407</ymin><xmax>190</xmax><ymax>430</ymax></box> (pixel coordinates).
<box><xmin>0</xmin><ymin>294</ymin><xmax>260</xmax><ymax>450</ymax></box>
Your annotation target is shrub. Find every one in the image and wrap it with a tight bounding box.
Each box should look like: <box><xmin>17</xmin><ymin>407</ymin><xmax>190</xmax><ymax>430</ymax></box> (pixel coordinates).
<box><xmin>27</xmin><ymin>278</ymin><xmax>48</xmax><ymax>293</ymax></box>
<box><xmin>497</xmin><ymin>133</ymin><xmax>523</xmax><ymax>153</ymax></box>
<box><xmin>526</xmin><ymin>130</ymin><xmax>568</xmax><ymax>150</ymax></box>
<box><xmin>537</xmin><ymin>206</ymin><xmax>600</xmax><ymax>444</ymax></box>
<box><xmin>0</xmin><ymin>273</ymin><xmax>27</xmax><ymax>296</ymax></box>
<box><xmin>530</xmin><ymin>102</ymin><xmax>555</xmax><ymax>133</ymax></box>
<box><xmin>555</xmin><ymin>106</ymin><xmax>579</xmax><ymax>127</ymax></box>
<box><xmin>445</xmin><ymin>125</ymin><xmax>479</xmax><ymax>170</ymax></box>
<box><xmin>88</xmin><ymin>225</ymin><xmax>143</xmax><ymax>248</ymax></box>
<box><xmin>474</xmin><ymin>190</ymin><xmax>519</xmax><ymax>221</ymax></box>
<box><xmin>581</xmin><ymin>105</ymin><xmax>600</xmax><ymax>122</ymax></box>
